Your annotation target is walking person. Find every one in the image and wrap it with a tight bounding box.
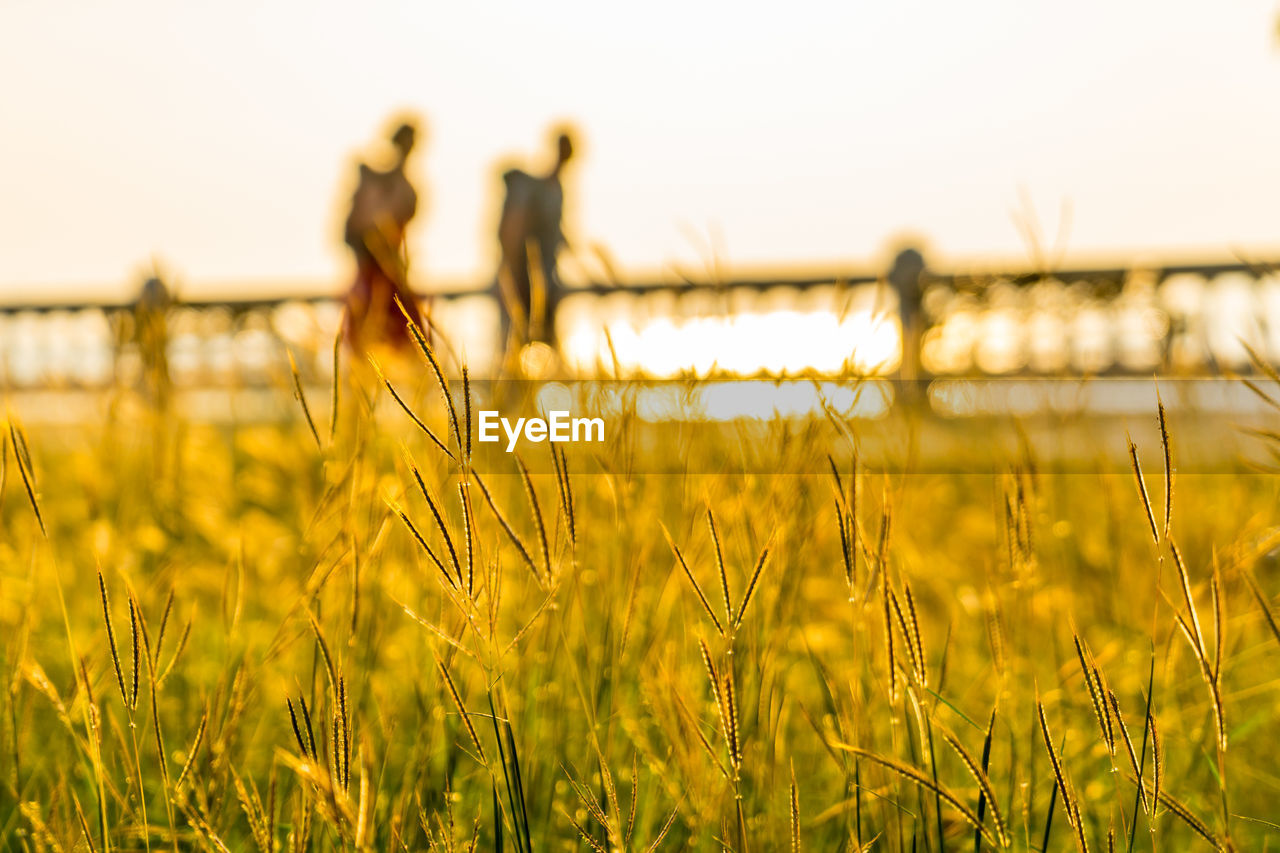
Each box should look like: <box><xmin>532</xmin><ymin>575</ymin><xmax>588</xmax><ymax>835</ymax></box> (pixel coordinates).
<box><xmin>494</xmin><ymin>129</ymin><xmax>575</xmax><ymax>353</ymax></box>
<box><xmin>341</xmin><ymin>120</ymin><xmax>426</xmax><ymax>353</ymax></box>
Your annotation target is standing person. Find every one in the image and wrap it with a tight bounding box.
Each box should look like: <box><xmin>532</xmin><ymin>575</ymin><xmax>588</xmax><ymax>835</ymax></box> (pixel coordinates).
<box><xmin>888</xmin><ymin>246</ymin><xmax>927</xmax><ymax>401</ymax></box>
<box><xmin>494</xmin><ymin>129</ymin><xmax>575</xmax><ymax>351</ymax></box>
<box><xmin>132</xmin><ymin>274</ymin><xmax>172</xmax><ymax>406</ymax></box>
<box><xmin>342</xmin><ymin>121</ymin><xmax>425</xmax><ymax>353</ymax></box>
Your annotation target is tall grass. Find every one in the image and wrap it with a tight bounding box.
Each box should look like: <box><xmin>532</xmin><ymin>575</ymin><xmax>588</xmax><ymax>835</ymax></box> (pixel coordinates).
<box><xmin>0</xmin><ymin>356</ymin><xmax>1278</xmax><ymax>851</ymax></box>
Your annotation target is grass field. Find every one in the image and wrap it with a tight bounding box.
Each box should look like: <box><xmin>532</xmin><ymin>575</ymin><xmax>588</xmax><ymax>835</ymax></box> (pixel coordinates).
<box><xmin>2</xmin><ymin>345</ymin><xmax>1280</xmax><ymax>851</ymax></box>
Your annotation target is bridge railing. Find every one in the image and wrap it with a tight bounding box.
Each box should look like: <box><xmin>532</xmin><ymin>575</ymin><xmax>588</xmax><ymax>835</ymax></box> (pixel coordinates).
<box><xmin>1</xmin><ymin>255</ymin><xmax>1277</xmax><ymax>389</ymax></box>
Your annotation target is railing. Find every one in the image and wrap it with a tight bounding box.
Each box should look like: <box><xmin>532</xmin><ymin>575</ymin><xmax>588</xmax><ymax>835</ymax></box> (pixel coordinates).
<box><xmin>1</xmin><ymin>253</ymin><xmax>1277</xmax><ymax>389</ymax></box>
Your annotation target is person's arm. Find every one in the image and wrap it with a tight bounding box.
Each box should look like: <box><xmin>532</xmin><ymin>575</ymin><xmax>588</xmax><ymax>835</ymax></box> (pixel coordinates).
<box><xmin>403</xmin><ymin>182</ymin><xmax>418</xmax><ymax>224</ymax></box>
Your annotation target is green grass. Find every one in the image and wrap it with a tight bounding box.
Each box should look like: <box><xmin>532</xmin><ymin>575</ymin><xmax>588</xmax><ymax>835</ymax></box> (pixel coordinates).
<box><xmin>2</xmin><ymin>362</ymin><xmax>1280</xmax><ymax>851</ymax></box>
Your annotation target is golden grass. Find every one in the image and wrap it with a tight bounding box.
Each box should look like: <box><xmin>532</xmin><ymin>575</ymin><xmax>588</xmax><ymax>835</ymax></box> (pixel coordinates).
<box><xmin>2</xmin><ymin>363</ymin><xmax>1280</xmax><ymax>851</ymax></box>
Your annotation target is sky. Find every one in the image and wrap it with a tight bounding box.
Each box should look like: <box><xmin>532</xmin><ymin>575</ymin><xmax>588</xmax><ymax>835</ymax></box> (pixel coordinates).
<box><xmin>2</xmin><ymin>1</ymin><xmax>1279</xmax><ymax>301</ymax></box>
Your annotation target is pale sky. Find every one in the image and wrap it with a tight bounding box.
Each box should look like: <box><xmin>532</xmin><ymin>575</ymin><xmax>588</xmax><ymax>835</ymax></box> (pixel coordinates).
<box><xmin>2</xmin><ymin>1</ymin><xmax>1278</xmax><ymax>301</ymax></box>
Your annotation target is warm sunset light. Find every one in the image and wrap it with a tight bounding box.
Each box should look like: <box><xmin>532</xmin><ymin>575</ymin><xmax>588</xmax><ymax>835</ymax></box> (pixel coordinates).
<box><xmin>3</xmin><ymin>2</ymin><xmax>1280</xmax><ymax>297</ymax></box>
<box><xmin>559</xmin><ymin>286</ymin><xmax>901</xmax><ymax>377</ymax></box>
<box><xmin>7</xmin><ymin>4</ymin><xmax>1280</xmax><ymax>851</ymax></box>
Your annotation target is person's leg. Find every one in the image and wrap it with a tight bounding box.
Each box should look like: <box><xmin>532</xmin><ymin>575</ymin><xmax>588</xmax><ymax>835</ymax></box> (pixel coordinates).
<box><xmin>344</xmin><ymin>259</ymin><xmax>374</xmax><ymax>354</ymax></box>
<box><xmin>495</xmin><ymin>250</ymin><xmax>532</xmax><ymax>373</ymax></box>
<box><xmin>387</xmin><ymin>279</ymin><xmax>423</xmax><ymax>350</ymax></box>
<box><xmin>513</xmin><ymin>256</ymin><xmax>533</xmax><ymax>347</ymax></box>
<box><xmin>540</xmin><ymin>255</ymin><xmax>561</xmax><ymax>346</ymax></box>
<box><xmin>493</xmin><ymin>275</ymin><xmax>511</xmax><ymax>353</ymax></box>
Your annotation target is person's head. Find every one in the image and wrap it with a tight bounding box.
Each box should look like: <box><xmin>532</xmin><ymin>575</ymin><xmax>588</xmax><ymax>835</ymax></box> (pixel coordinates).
<box><xmin>137</xmin><ymin>276</ymin><xmax>170</xmax><ymax>310</ymax></box>
<box><xmin>547</xmin><ymin>126</ymin><xmax>576</xmax><ymax>175</ymax></box>
<box><xmin>555</xmin><ymin>131</ymin><xmax>574</xmax><ymax>166</ymax></box>
<box><xmin>391</xmin><ymin>122</ymin><xmax>417</xmax><ymax>163</ymax></box>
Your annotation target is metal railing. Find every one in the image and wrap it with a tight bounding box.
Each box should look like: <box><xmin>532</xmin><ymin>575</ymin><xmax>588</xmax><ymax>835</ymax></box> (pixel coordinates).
<box><xmin>1</xmin><ymin>253</ymin><xmax>1277</xmax><ymax>389</ymax></box>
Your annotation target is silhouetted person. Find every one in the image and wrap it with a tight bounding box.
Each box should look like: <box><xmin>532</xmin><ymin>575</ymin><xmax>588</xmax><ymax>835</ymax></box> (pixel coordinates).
<box><xmin>132</xmin><ymin>275</ymin><xmax>172</xmax><ymax>405</ymax></box>
<box><xmin>888</xmin><ymin>247</ymin><xmax>926</xmax><ymax>396</ymax></box>
<box><xmin>342</xmin><ymin>121</ymin><xmax>425</xmax><ymax>352</ymax></box>
<box><xmin>494</xmin><ymin>130</ymin><xmax>575</xmax><ymax>351</ymax></box>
